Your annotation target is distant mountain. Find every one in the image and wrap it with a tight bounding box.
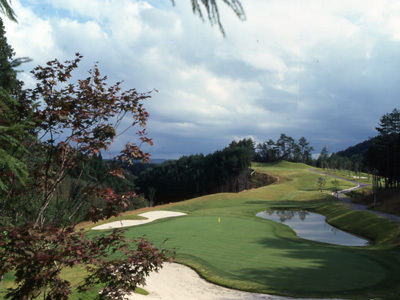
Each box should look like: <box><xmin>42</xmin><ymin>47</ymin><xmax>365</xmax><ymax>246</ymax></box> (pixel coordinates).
<box><xmin>335</xmin><ymin>137</ymin><xmax>377</xmax><ymax>158</ymax></box>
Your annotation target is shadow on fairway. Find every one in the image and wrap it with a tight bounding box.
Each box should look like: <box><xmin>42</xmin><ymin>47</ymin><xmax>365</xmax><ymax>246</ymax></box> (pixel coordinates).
<box><xmin>238</xmin><ymin>236</ymin><xmax>386</xmax><ymax>296</ymax></box>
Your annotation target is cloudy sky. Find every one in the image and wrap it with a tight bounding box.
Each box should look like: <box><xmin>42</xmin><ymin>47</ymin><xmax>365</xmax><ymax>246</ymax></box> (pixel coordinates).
<box><xmin>4</xmin><ymin>0</ymin><xmax>400</xmax><ymax>159</ymax></box>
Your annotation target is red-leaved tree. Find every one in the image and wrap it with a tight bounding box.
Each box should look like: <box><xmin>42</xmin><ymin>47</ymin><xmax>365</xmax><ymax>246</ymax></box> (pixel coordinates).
<box><xmin>26</xmin><ymin>53</ymin><xmax>153</xmax><ymax>227</ymax></box>
<box><xmin>0</xmin><ymin>225</ymin><xmax>171</xmax><ymax>299</ymax></box>
<box><xmin>0</xmin><ymin>54</ymin><xmax>172</xmax><ymax>299</ymax></box>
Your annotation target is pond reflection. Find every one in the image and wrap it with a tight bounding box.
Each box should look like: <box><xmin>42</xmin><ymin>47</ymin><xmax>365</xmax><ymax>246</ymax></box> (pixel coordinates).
<box><xmin>256</xmin><ymin>210</ymin><xmax>370</xmax><ymax>246</ymax></box>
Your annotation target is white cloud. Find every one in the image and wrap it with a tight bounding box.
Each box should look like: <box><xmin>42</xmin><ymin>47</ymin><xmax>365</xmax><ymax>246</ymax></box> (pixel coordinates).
<box><xmin>4</xmin><ymin>0</ymin><xmax>400</xmax><ymax>158</ymax></box>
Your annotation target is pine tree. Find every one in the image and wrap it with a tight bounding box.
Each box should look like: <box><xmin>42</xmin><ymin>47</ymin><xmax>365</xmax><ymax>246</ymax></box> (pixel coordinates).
<box><xmin>367</xmin><ymin>108</ymin><xmax>400</xmax><ymax>188</ymax></box>
<box><xmin>0</xmin><ymin>18</ymin><xmax>33</xmax><ymax>193</ymax></box>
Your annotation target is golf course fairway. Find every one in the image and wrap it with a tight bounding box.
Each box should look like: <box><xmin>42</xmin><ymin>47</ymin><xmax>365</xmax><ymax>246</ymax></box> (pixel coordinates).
<box><xmin>92</xmin><ymin>161</ymin><xmax>400</xmax><ymax>299</ymax></box>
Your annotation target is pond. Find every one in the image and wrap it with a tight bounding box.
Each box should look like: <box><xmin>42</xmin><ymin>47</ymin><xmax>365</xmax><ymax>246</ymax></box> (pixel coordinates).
<box><xmin>256</xmin><ymin>210</ymin><xmax>370</xmax><ymax>246</ymax></box>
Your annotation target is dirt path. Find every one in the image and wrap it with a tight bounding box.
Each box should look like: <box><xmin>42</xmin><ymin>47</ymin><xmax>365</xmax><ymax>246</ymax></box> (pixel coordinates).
<box><xmin>310</xmin><ymin>169</ymin><xmax>400</xmax><ymax>223</ymax></box>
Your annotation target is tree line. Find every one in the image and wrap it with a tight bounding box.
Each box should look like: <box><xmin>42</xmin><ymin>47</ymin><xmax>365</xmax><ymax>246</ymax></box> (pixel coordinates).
<box><xmin>134</xmin><ymin>139</ymin><xmax>255</xmax><ymax>205</ymax></box>
<box><xmin>366</xmin><ymin>108</ymin><xmax>400</xmax><ymax>189</ymax></box>
<box><xmin>254</xmin><ymin>134</ymin><xmax>314</xmax><ymax>164</ymax></box>
<box><xmin>253</xmin><ymin>133</ymin><xmax>369</xmax><ymax>178</ymax></box>
<box><xmin>309</xmin><ymin>108</ymin><xmax>400</xmax><ymax>191</ymax></box>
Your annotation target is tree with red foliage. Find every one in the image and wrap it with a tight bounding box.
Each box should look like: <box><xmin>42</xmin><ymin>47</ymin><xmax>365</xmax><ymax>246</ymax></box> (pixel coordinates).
<box><xmin>2</xmin><ymin>53</ymin><xmax>153</xmax><ymax>227</ymax></box>
<box><xmin>0</xmin><ymin>225</ymin><xmax>171</xmax><ymax>300</ymax></box>
<box><xmin>0</xmin><ymin>53</ymin><xmax>171</xmax><ymax>299</ymax></box>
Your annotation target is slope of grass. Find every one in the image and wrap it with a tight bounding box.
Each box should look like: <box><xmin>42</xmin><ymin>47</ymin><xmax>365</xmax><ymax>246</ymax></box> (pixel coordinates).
<box><xmin>314</xmin><ymin>203</ymin><xmax>400</xmax><ymax>246</ymax></box>
<box><xmin>349</xmin><ymin>187</ymin><xmax>400</xmax><ymax>216</ymax></box>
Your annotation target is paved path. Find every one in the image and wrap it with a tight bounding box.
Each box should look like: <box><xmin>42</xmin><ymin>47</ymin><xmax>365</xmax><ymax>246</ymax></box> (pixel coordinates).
<box><xmin>310</xmin><ymin>169</ymin><xmax>400</xmax><ymax>223</ymax></box>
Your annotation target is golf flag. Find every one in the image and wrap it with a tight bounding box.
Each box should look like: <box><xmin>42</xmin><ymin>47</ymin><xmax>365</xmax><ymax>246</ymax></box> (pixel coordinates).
<box><xmin>218</xmin><ymin>217</ymin><xmax>220</xmax><ymax>223</ymax></box>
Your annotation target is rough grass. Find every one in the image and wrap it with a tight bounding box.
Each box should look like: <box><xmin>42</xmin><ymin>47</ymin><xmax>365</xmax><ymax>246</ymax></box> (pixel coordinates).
<box><xmin>350</xmin><ymin>187</ymin><xmax>400</xmax><ymax>216</ymax></box>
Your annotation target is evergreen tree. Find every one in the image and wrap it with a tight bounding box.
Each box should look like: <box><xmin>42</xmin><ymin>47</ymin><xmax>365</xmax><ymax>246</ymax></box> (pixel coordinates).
<box><xmin>367</xmin><ymin>108</ymin><xmax>400</xmax><ymax>188</ymax></box>
<box><xmin>0</xmin><ymin>18</ymin><xmax>33</xmax><ymax>194</ymax></box>
<box><xmin>135</xmin><ymin>139</ymin><xmax>255</xmax><ymax>204</ymax></box>
<box><xmin>317</xmin><ymin>146</ymin><xmax>329</xmax><ymax>168</ymax></box>
<box><xmin>255</xmin><ymin>135</ymin><xmax>314</xmax><ymax>164</ymax></box>
<box><xmin>298</xmin><ymin>136</ymin><xmax>313</xmax><ymax>163</ymax></box>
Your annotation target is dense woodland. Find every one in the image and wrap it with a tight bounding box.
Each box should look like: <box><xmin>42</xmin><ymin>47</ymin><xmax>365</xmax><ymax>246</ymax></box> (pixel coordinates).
<box><xmin>134</xmin><ymin>139</ymin><xmax>255</xmax><ymax>205</ymax></box>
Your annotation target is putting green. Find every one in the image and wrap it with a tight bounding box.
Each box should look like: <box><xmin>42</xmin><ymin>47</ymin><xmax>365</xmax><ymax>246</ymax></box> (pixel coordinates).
<box><xmin>89</xmin><ymin>162</ymin><xmax>400</xmax><ymax>298</ymax></box>
<box><xmin>123</xmin><ymin>215</ymin><xmax>386</xmax><ymax>295</ymax></box>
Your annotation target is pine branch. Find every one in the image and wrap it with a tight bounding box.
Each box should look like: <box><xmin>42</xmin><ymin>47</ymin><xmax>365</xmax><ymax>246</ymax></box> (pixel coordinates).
<box><xmin>0</xmin><ymin>0</ymin><xmax>17</xmax><ymax>22</ymax></box>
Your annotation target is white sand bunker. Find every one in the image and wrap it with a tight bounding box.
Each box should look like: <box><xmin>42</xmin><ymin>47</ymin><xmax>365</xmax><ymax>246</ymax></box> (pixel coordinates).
<box><xmin>93</xmin><ymin>213</ymin><xmax>336</xmax><ymax>300</ymax></box>
<box><xmin>128</xmin><ymin>263</ymin><xmax>320</xmax><ymax>300</ymax></box>
<box><xmin>92</xmin><ymin>211</ymin><xmax>187</xmax><ymax>230</ymax></box>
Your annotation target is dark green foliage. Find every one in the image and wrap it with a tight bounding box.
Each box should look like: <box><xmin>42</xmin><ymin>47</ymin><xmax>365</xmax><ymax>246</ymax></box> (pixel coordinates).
<box><xmin>135</xmin><ymin>138</ymin><xmax>255</xmax><ymax>204</ymax></box>
<box><xmin>331</xmin><ymin>138</ymin><xmax>376</xmax><ymax>175</ymax></box>
<box><xmin>333</xmin><ymin>108</ymin><xmax>400</xmax><ymax>184</ymax></box>
<box><xmin>123</xmin><ymin>160</ymin><xmax>157</xmax><ymax>177</ymax></box>
<box><xmin>174</xmin><ymin>0</ymin><xmax>245</xmax><ymax>36</ymax></box>
<box><xmin>254</xmin><ymin>134</ymin><xmax>313</xmax><ymax>164</ymax></box>
<box><xmin>316</xmin><ymin>146</ymin><xmax>329</xmax><ymax>168</ymax></box>
<box><xmin>31</xmin><ymin>153</ymin><xmax>141</xmax><ymax>227</ymax></box>
<box><xmin>367</xmin><ymin>108</ymin><xmax>400</xmax><ymax>188</ymax></box>
<box><xmin>336</xmin><ymin>138</ymin><xmax>376</xmax><ymax>158</ymax></box>
<box><xmin>0</xmin><ymin>1</ymin><xmax>16</xmax><ymax>22</ymax></box>
<box><xmin>0</xmin><ymin>18</ymin><xmax>35</xmax><ymax>215</ymax></box>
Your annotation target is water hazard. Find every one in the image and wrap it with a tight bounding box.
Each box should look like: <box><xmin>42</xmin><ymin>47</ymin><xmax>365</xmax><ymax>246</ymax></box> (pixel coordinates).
<box><xmin>256</xmin><ymin>210</ymin><xmax>370</xmax><ymax>246</ymax></box>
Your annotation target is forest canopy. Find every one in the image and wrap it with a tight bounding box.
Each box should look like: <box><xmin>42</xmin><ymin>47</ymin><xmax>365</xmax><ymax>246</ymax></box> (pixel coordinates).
<box><xmin>134</xmin><ymin>138</ymin><xmax>255</xmax><ymax>205</ymax></box>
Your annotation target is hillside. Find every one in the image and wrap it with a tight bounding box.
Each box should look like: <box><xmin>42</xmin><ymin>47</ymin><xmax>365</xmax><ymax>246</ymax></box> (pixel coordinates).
<box><xmin>335</xmin><ymin>137</ymin><xmax>377</xmax><ymax>158</ymax></box>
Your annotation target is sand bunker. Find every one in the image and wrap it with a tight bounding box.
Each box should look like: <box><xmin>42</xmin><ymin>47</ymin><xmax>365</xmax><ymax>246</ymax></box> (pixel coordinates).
<box><xmin>91</xmin><ymin>211</ymin><xmax>187</xmax><ymax>230</ymax></box>
<box><xmin>127</xmin><ymin>263</ymin><xmax>323</xmax><ymax>300</ymax></box>
<box><xmin>92</xmin><ymin>211</ymin><xmax>338</xmax><ymax>299</ymax></box>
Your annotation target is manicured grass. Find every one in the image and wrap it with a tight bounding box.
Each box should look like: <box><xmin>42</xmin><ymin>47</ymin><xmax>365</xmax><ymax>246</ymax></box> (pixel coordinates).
<box><xmin>0</xmin><ymin>264</ymin><xmax>148</xmax><ymax>299</ymax></box>
<box><xmin>89</xmin><ymin>161</ymin><xmax>400</xmax><ymax>299</ymax></box>
<box><xmin>120</xmin><ymin>215</ymin><xmax>389</xmax><ymax>298</ymax></box>
<box><xmin>4</xmin><ymin>161</ymin><xmax>400</xmax><ymax>299</ymax></box>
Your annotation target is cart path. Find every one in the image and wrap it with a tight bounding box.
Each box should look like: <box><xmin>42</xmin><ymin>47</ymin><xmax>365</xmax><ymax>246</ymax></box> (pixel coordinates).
<box><xmin>309</xmin><ymin>169</ymin><xmax>400</xmax><ymax>222</ymax></box>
